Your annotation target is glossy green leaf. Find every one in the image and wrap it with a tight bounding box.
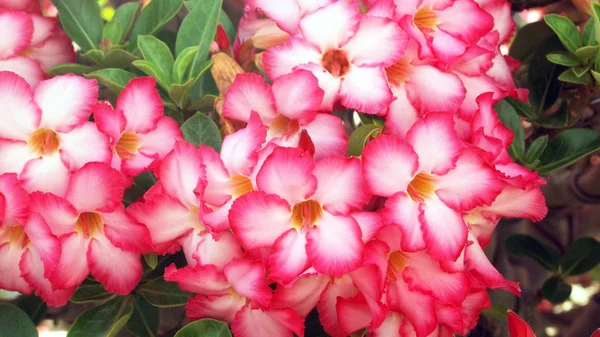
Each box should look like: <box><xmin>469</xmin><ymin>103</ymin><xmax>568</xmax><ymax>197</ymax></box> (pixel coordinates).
<box><xmin>575</xmin><ymin>45</ymin><xmax>599</xmax><ymax>63</ymax></box>
<box><xmin>547</xmin><ymin>52</ymin><xmax>579</xmax><ymax>66</ymax></box>
<box><xmin>184</xmin><ymin>1</ymin><xmax>234</xmax><ymax>43</ymax></box>
<box><xmin>537</xmin><ymin>128</ymin><xmax>600</xmax><ymax>174</ymax></box>
<box><xmin>561</xmin><ymin>237</ymin><xmax>600</xmax><ymax>276</ymax></box>
<box><xmin>509</xmin><ymin>20</ymin><xmax>555</xmax><ymax>61</ymax></box>
<box><xmin>129</xmin><ymin>0</ymin><xmax>184</xmax><ymax>48</ymax></box>
<box><xmin>173</xmin><ymin>46</ymin><xmax>199</xmax><ymax>83</ymax></box>
<box><xmin>51</xmin><ymin>0</ymin><xmax>103</xmax><ymax>51</ymax></box>
<box><xmin>126</xmin><ymin>295</ymin><xmax>160</xmax><ymax>337</ymax></box>
<box><xmin>138</xmin><ymin>279</ymin><xmax>193</xmax><ymax>307</ymax></box>
<box><xmin>505</xmin><ymin>234</ymin><xmax>560</xmax><ymax>272</ymax></box>
<box><xmin>133</xmin><ymin>60</ymin><xmax>171</xmax><ymax>90</ymax></box>
<box><xmin>103</xmin><ymin>2</ymin><xmax>140</xmax><ymax>45</ymax></box>
<box><xmin>103</xmin><ymin>48</ymin><xmax>139</xmax><ymax>68</ymax></box>
<box><xmin>71</xmin><ymin>284</ymin><xmax>114</xmax><ymax>303</ymax></box>
<box><xmin>176</xmin><ymin>0</ymin><xmax>222</xmax><ymax>80</ymax></box>
<box><xmin>544</xmin><ymin>14</ymin><xmax>583</xmax><ymax>53</ymax></box>
<box><xmin>533</xmin><ymin>100</ymin><xmax>569</xmax><ymax>129</ymax></box>
<box><xmin>138</xmin><ymin>35</ymin><xmax>175</xmax><ymax>86</ymax></box>
<box><xmin>504</xmin><ymin>96</ymin><xmax>535</xmax><ymax>120</ymax></box>
<box><xmin>188</xmin><ymin>94</ymin><xmax>217</xmax><ymax>112</ymax></box>
<box><xmin>174</xmin><ymin>319</ymin><xmax>232</xmax><ymax>337</ymax></box>
<box><xmin>48</xmin><ymin>63</ymin><xmax>96</xmax><ymax>76</ymax></box>
<box><xmin>181</xmin><ymin>112</ymin><xmax>222</xmax><ymax>152</ymax></box>
<box><xmin>156</xmin><ymin>29</ymin><xmax>178</xmax><ymax>54</ymax></box>
<box><xmin>67</xmin><ymin>296</ymin><xmax>134</xmax><ymax>337</ymax></box>
<box><xmin>82</xmin><ymin>49</ymin><xmax>106</xmax><ymax>65</ymax></box>
<box><xmin>494</xmin><ymin>99</ymin><xmax>525</xmax><ymax>160</ymax></box>
<box><xmin>169</xmin><ymin>60</ymin><xmax>212</xmax><ymax>108</ymax></box>
<box><xmin>347</xmin><ymin>124</ymin><xmax>383</xmax><ymax>157</ymax></box>
<box><xmin>144</xmin><ymin>253</ymin><xmax>158</xmax><ymax>270</ymax></box>
<box><xmin>582</xmin><ymin>18</ymin><xmax>597</xmax><ymax>46</ymax></box>
<box><xmin>528</xmin><ymin>37</ymin><xmax>565</xmax><ymax>117</ymax></box>
<box><xmin>542</xmin><ymin>276</ymin><xmax>572</xmax><ymax>303</ymax></box>
<box><xmin>574</xmin><ymin>64</ymin><xmax>593</xmax><ymax>77</ymax></box>
<box><xmin>85</xmin><ymin>68</ymin><xmax>136</xmax><ymax>94</ymax></box>
<box><xmin>15</xmin><ymin>295</ymin><xmax>47</xmax><ymax>326</ymax></box>
<box><xmin>592</xmin><ymin>3</ymin><xmax>600</xmax><ymax>42</ymax></box>
<box><xmin>558</xmin><ymin>68</ymin><xmax>592</xmax><ymax>84</ymax></box>
<box><xmin>592</xmin><ymin>69</ymin><xmax>600</xmax><ymax>85</ymax></box>
<box><xmin>0</xmin><ymin>304</ymin><xmax>37</xmax><ymax>337</ymax></box>
<box><xmin>525</xmin><ymin>135</ymin><xmax>549</xmax><ymax>165</ymax></box>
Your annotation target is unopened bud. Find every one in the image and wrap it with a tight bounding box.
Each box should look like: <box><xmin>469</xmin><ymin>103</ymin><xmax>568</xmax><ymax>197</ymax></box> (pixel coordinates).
<box><xmin>210</xmin><ymin>52</ymin><xmax>244</xmax><ymax>97</ymax></box>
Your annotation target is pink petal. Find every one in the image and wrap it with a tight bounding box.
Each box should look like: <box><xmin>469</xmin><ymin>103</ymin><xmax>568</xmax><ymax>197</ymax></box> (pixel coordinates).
<box><xmin>303</xmin><ymin>114</ymin><xmax>348</xmax><ymax>159</ymax></box>
<box><xmin>507</xmin><ymin>310</ymin><xmax>536</xmax><ymax>337</ymax></box>
<box><xmin>116</xmin><ymin>77</ymin><xmax>163</xmax><ymax>134</ymax></box>
<box><xmin>256</xmin><ymin>146</ymin><xmax>317</xmax><ymax>205</ymax></box>
<box><xmin>299</xmin><ymin>1</ymin><xmax>359</xmax><ymax>51</ymax></box>
<box><xmin>232</xmin><ymin>307</ymin><xmax>305</xmax><ymax>337</ymax></box>
<box><xmin>92</xmin><ymin>102</ymin><xmax>125</xmax><ymax>146</ymax></box>
<box><xmin>50</xmin><ymin>232</ymin><xmax>90</xmax><ymax>289</ymax></box>
<box><xmin>271</xmin><ymin>274</ymin><xmax>328</xmax><ymax>317</ymax></box>
<box><xmin>23</xmin><ymin>213</ymin><xmax>61</xmax><ymax>275</ymax></box>
<box><xmin>0</xmin><ymin>173</ymin><xmax>30</xmax><ymax>227</ymax></box>
<box><xmin>437</xmin><ymin>0</ymin><xmax>494</xmax><ymax>45</ymax></box>
<box><xmin>362</xmin><ymin>134</ymin><xmax>418</xmax><ymax>197</ymax></box>
<box><xmin>30</xmin><ymin>191</ymin><xmax>78</xmax><ymax>236</ymax></box>
<box><xmin>164</xmin><ymin>263</ymin><xmax>230</xmax><ymax>295</ymax></box>
<box><xmin>349</xmin><ymin>264</ymin><xmax>387</xmax><ymax>327</ymax></box>
<box><xmin>385</xmin><ymin>86</ymin><xmax>420</xmax><ymax>138</ymax></box>
<box><xmin>20</xmin><ymin>249</ymin><xmax>75</xmax><ymax>307</ymax></box>
<box><xmin>156</xmin><ymin>140</ymin><xmax>204</xmax><ymax>207</ymax></box>
<box><xmin>224</xmin><ymin>258</ymin><xmax>272</xmax><ymax>307</ymax></box>
<box><xmin>352</xmin><ymin>211</ymin><xmax>384</xmax><ymax>242</ymax></box>
<box><xmin>29</xmin><ymin>33</ymin><xmax>76</xmax><ymax>72</ymax></box>
<box><xmin>200</xmin><ymin>145</ymin><xmax>232</xmax><ymax>207</ymax></box>
<box><xmin>0</xmin><ymin>57</ymin><xmax>45</xmax><ymax>87</ymax></box>
<box><xmin>29</xmin><ymin>14</ymin><xmax>56</xmax><ymax>46</ymax></box>
<box><xmin>481</xmin><ymin>186</ymin><xmax>547</xmax><ymax>221</ymax></box>
<box><xmin>262</xmin><ymin>37</ymin><xmax>322</xmax><ymax>79</ymax></box>
<box><xmin>406</xmin><ymin>112</ymin><xmax>462</xmax><ymax>175</ymax></box>
<box><xmin>306</xmin><ymin>212</ymin><xmax>364</xmax><ymax>276</ymax></box>
<box><xmin>249</xmin><ymin>0</ymin><xmax>301</xmax><ymax>33</ymax></box>
<box><xmin>421</xmin><ymin>196</ymin><xmax>468</xmax><ymax>261</ymax></box>
<box><xmin>0</xmin><ymin>241</ymin><xmax>32</xmax><ymax>294</ymax></box>
<box><xmin>317</xmin><ymin>276</ymin><xmax>360</xmax><ymax>337</ymax></box>
<box><xmin>405</xmin><ymin>65</ymin><xmax>466</xmax><ymax>113</ymax></box>
<box><xmin>312</xmin><ymin>156</ymin><xmax>369</xmax><ymax>214</ymax></box>
<box><xmin>0</xmin><ymin>70</ymin><xmax>40</xmax><ymax>140</ymax></box>
<box><xmin>192</xmin><ymin>231</ymin><xmax>244</xmax><ymax>270</ymax></box>
<box><xmin>88</xmin><ymin>234</ymin><xmax>142</xmax><ymax>294</ymax></box>
<box><xmin>272</xmin><ymin>69</ymin><xmax>324</xmax><ymax>123</ymax></box>
<box><xmin>382</xmin><ymin>193</ymin><xmax>427</xmax><ymax>252</ymax></box>
<box><xmin>138</xmin><ymin>116</ymin><xmax>183</xmax><ymax>159</ymax></box>
<box><xmin>186</xmin><ymin>293</ymin><xmax>246</xmax><ymax>323</ymax></box>
<box><xmin>336</xmin><ymin>295</ymin><xmax>373</xmax><ymax>334</ymax></box>
<box><xmin>435</xmin><ymin>149</ymin><xmax>504</xmax><ymax>211</ymax></box>
<box><xmin>0</xmin><ymin>139</ymin><xmax>32</xmax><ymax>175</ymax></box>
<box><xmin>387</xmin><ymin>277</ymin><xmax>437</xmax><ymax>337</ymax></box>
<box><xmin>66</xmin><ymin>162</ymin><xmax>124</xmax><ymax>213</ymax></box>
<box><xmin>102</xmin><ymin>206</ymin><xmax>152</xmax><ymax>254</ymax></box>
<box><xmin>370</xmin><ymin>313</ymin><xmax>402</xmax><ymax>337</ymax></box>
<box><xmin>339</xmin><ymin>66</ymin><xmax>393</xmax><ymax>113</ymax></box>
<box><xmin>295</xmin><ymin>62</ymin><xmax>342</xmax><ymax>111</ymax></box>
<box><xmin>229</xmin><ymin>191</ymin><xmax>291</xmax><ymax>250</ymax></box>
<box><xmin>35</xmin><ymin>75</ymin><xmax>98</xmax><ymax>133</ymax></box>
<box><xmin>0</xmin><ymin>11</ymin><xmax>33</xmax><ymax>59</ymax></box>
<box><xmin>223</xmin><ymin>73</ymin><xmax>277</xmax><ymax>123</ymax></box>
<box><xmin>59</xmin><ymin>122</ymin><xmax>112</xmax><ymax>171</ymax></box>
<box><xmin>268</xmin><ymin>229</ymin><xmax>310</xmax><ymax>285</ymax></box>
<box><xmin>343</xmin><ymin>16</ymin><xmax>406</xmax><ymax>67</ymax></box>
<box><xmin>20</xmin><ymin>154</ymin><xmax>70</xmax><ymax>195</ymax></box>
<box><xmin>220</xmin><ymin>111</ymin><xmax>266</xmax><ymax>177</ymax></box>
<box><xmin>460</xmin><ymin>290</ymin><xmax>491</xmax><ymax>332</ymax></box>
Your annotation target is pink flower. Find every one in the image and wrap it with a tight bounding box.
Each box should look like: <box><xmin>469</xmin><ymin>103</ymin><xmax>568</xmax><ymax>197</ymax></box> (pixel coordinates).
<box><xmin>30</xmin><ymin>162</ymin><xmax>152</xmax><ymax>294</ymax></box>
<box><xmin>0</xmin><ymin>72</ymin><xmax>111</xmax><ymax>195</ymax></box>
<box><xmin>0</xmin><ymin>3</ymin><xmax>75</xmax><ymax>86</ymax></box>
<box><xmin>362</xmin><ymin>112</ymin><xmax>504</xmax><ymax>261</ymax></box>
<box><xmin>166</xmin><ymin>259</ymin><xmax>305</xmax><ymax>337</ymax></box>
<box><xmin>229</xmin><ymin>146</ymin><xmax>370</xmax><ymax>283</ymax></box>
<box><xmin>93</xmin><ymin>77</ymin><xmax>183</xmax><ymax>177</ymax></box>
<box><xmin>262</xmin><ymin>0</ymin><xmax>406</xmax><ymax>112</ymax></box>
<box><xmin>223</xmin><ymin>70</ymin><xmax>348</xmax><ymax>158</ymax></box>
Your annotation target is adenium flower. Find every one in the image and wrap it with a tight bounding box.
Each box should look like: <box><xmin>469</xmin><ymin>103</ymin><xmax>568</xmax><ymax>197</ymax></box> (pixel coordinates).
<box><xmin>262</xmin><ymin>0</ymin><xmax>406</xmax><ymax>112</ymax></box>
<box><xmin>362</xmin><ymin>112</ymin><xmax>504</xmax><ymax>261</ymax></box>
<box><xmin>229</xmin><ymin>146</ymin><xmax>370</xmax><ymax>283</ymax></box>
<box><xmin>92</xmin><ymin>77</ymin><xmax>183</xmax><ymax>178</ymax></box>
<box><xmin>0</xmin><ymin>72</ymin><xmax>110</xmax><ymax>195</ymax></box>
<box><xmin>30</xmin><ymin>162</ymin><xmax>152</xmax><ymax>294</ymax></box>
<box><xmin>507</xmin><ymin>310</ymin><xmax>600</xmax><ymax>337</ymax></box>
<box><xmin>223</xmin><ymin>70</ymin><xmax>348</xmax><ymax>158</ymax></box>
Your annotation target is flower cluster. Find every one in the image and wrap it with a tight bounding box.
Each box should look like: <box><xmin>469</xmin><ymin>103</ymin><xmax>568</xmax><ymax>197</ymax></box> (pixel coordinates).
<box><xmin>0</xmin><ymin>0</ymin><xmax>549</xmax><ymax>336</ymax></box>
<box><xmin>0</xmin><ymin>0</ymin><xmax>74</xmax><ymax>87</ymax></box>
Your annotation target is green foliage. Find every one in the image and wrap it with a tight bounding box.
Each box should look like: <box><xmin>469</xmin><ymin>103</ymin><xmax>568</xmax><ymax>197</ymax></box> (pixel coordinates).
<box><xmin>138</xmin><ymin>279</ymin><xmax>193</xmax><ymax>307</ymax></box>
<box><xmin>15</xmin><ymin>295</ymin><xmax>48</xmax><ymax>326</ymax></box>
<box><xmin>135</xmin><ymin>35</ymin><xmax>175</xmax><ymax>90</ymax></box>
<box><xmin>524</xmin><ymin>135</ymin><xmax>549</xmax><ymax>166</ymax></box>
<box><xmin>126</xmin><ymin>295</ymin><xmax>160</xmax><ymax>337</ymax></box>
<box><xmin>51</xmin><ymin>0</ymin><xmax>103</xmax><ymax>52</ymax></box>
<box><xmin>85</xmin><ymin>68</ymin><xmax>136</xmax><ymax>94</ymax></box>
<box><xmin>67</xmin><ymin>296</ymin><xmax>134</xmax><ymax>337</ymax></box>
<box><xmin>0</xmin><ymin>304</ymin><xmax>38</xmax><ymax>337</ymax></box>
<box><xmin>181</xmin><ymin>112</ymin><xmax>223</xmax><ymax>151</ymax></box>
<box><xmin>560</xmin><ymin>237</ymin><xmax>600</xmax><ymax>276</ymax></box>
<box><xmin>537</xmin><ymin>128</ymin><xmax>600</xmax><ymax>174</ymax></box>
<box><xmin>494</xmin><ymin>99</ymin><xmax>525</xmax><ymax>160</ymax></box>
<box><xmin>504</xmin><ymin>234</ymin><xmax>560</xmax><ymax>272</ymax></box>
<box><xmin>103</xmin><ymin>2</ymin><xmax>140</xmax><ymax>45</ymax></box>
<box><xmin>544</xmin><ymin>14</ymin><xmax>583</xmax><ymax>53</ymax></box>
<box><xmin>70</xmin><ymin>284</ymin><xmax>114</xmax><ymax>303</ymax></box>
<box><xmin>129</xmin><ymin>0</ymin><xmax>184</xmax><ymax>49</ymax></box>
<box><xmin>547</xmin><ymin>51</ymin><xmax>579</xmax><ymax>66</ymax></box>
<box><xmin>347</xmin><ymin>124</ymin><xmax>383</xmax><ymax>157</ymax></box>
<box><xmin>174</xmin><ymin>319</ymin><xmax>232</xmax><ymax>337</ymax></box>
<box><xmin>542</xmin><ymin>276</ymin><xmax>572</xmax><ymax>303</ymax></box>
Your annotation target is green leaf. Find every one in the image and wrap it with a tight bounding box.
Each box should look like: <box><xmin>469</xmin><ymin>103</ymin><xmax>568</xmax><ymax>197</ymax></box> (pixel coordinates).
<box><xmin>592</xmin><ymin>69</ymin><xmax>600</xmax><ymax>84</ymax></box>
<box><xmin>560</xmin><ymin>237</ymin><xmax>600</xmax><ymax>276</ymax></box>
<box><xmin>176</xmin><ymin>0</ymin><xmax>222</xmax><ymax>81</ymax></box>
<box><xmin>156</xmin><ymin>29</ymin><xmax>178</xmax><ymax>54</ymax></box>
<box><xmin>494</xmin><ymin>99</ymin><xmax>525</xmax><ymax>160</ymax></box>
<box><xmin>541</xmin><ymin>276</ymin><xmax>572</xmax><ymax>303</ymax></box>
<box><xmin>504</xmin><ymin>234</ymin><xmax>560</xmax><ymax>272</ymax></box>
<box><xmin>129</xmin><ymin>0</ymin><xmax>184</xmax><ymax>48</ymax></box>
<box><xmin>48</xmin><ymin>63</ymin><xmax>96</xmax><ymax>76</ymax></box>
<box><xmin>173</xmin><ymin>46</ymin><xmax>199</xmax><ymax>84</ymax></box>
<box><xmin>174</xmin><ymin>319</ymin><xmax>232</xmax><ymax>337</ymax></box>
<box><xmin>67</xmin><ymin>296</ymin><xmax>134</xmax><ymax>337</ymax></box>
<box><xmin>144</xmin><ymin>253</ymin><xmax>158</xmax><ymax>270</ymax></box>
<box><xmin>133</xmin><ymin>60</ymin><xmax>171</xmax><ymax>91</ymax></box>
<box><xmin>103</xmin><ymin>2</ymin><xmax>140</xmax><ymax>45</ymax></box>
<box><xmin>574</xmin><ymin>64</ymin><xmax>593</xmax><ymax>77</ymax></box>
<box><xmin>525</xmin><ymin>135</ymin><xmax>549</xmax><ymax>164</ymax></box>
<box><xmin>218</xmin><ymin>10</ymin><xmax>236</xmax><ymax>44</ymax></box>
<box><xmin>181</xmin><ymin>112</ymin><xmax>222</xmax><ymax>152</ymax></box>
<box><xmin>528</xmin><ymin>37</ymin><xmax>565</xmax><ymax>117</ymax></box>
<box><xmin>71</xmin><ymin>284</ymin><xmax>114</xmax><ymax>303</ymax></box>
<box><xmin>544</xmin><ymin>14</ymin><xmax>583</xmax><ymax>53</ymax></box>
<box><xmin>83</xmin><ymin>49</ymin><xmax>106</xmax><ymax>65</ymax></box>
<box><xmin>51</xmin><ymin>0</ymin><xmax>103</xmax><ymax>51</ymax></box>
<box><xmin>0</xmin><ymin>304</ymin><xmax>38</xmax><ymax>337</ymax></box>
<box><xmin>547</xmin><ymin>52</ymin><xmax>579</xmax><ymax>67</ymax></box>
<box><xmin>575</xmin><ymin>45</ymin><xmax>599</xmax><ymax>63</ymax></box>
<box><xmin>509</xmin><ymin>20</ymin><xmax>555</xmax><ymax>61</ymax></box>
<box><xmin>347</xmin><ymin>124</ymin><xmax>383</xmax><ymax>157</ymax></box>
<box><xmin>558</xmin><ymin>68</ymin><xmax>592</xmax><ymax>84</ymax></box>
<box><xmin>85</xmin><ymin>68</ymin><xmax>136</xmax><ymax>94</ymax></box>
<box><xmin>582</xmin><ymin>18</ymin><xmax>597</xmax><ymax>46</ymax></box>
<box><xmin>533</xmin><ymin>100</ymin><xmax>569</xmax><ymax>129</ymax></box>
<box><xmin>15</xmin><ymin>295</ymin><xmax>47</xmax><ymax>326</ymax></box>
<box><xmin>137</xmin><ymin>35</ymin><xmax>175</xmax><ymax>86</ymax></box>
<box><xmin>504</xmin><ymin>96</ymin><xmax>535</xmax><ymax>120</ymax></box>
<box><xmin>592</xmin><ymin>3</ymin><xmax>600</xmax><ymax>42</ymax></box>
<box><xmin>188</xmin><ymin>94</ymin><xmax>217</xmax><ymax>112</ymax></box>
<box><xmin>126</xmin><ymin>295</ymin><xmax>159</xmax><ymax>337</ymax></box>
<box><xmin>103</xmin><ymin>48</ymin><xmax>139</xmax><ymax>68</ymax></box>
<box><xmin>138</xmin><ymin>279</ymin><xmax>193</xmax><ymax>307</ymax></box>
<box><xmin>537</xmin><ymin>128</ymin><xmax>600</xmax><ymax>174</ymax></box>
<box><xmin>169</xmin><ymin>60</ymin><xmax>212</xmax><ymax>108</ymax></box>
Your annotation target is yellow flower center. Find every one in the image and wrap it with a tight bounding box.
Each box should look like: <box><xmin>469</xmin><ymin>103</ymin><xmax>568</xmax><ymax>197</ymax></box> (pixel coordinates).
<box><xmin>291</xmin><ymin>200</ymin><xmax>323</xmax><ymax>231</ymax></box>
<box><xmin>270</xmin><ymin>115</ymin><xmax>300</xmax><ymax>137</ymax></box>
<box><xmin>115</xmin><ymin>131</ymin><xmax>140</xmax><ymax>159</ymax></box>
<box><xmin>75</xmin><ymin>212</ymin><xmax>104</xmax><ymax>239</ymax></box>
<box><xmin>28</xmin><ymin>128</ymin><xmax>60</xmax><ymax>156</ymax></box>
<box><xmin>386</xmin><ymin>251</ymin><xmax>409</xmax><ymax>281</ymax></box>
<box><xmin>414</xmin><ymin>8</ymin><xmax>439</xmax><ymax>33</ymax></box>
<box><xmin>230</xmin><ymin>174</ymin><xmax>253</xmax><ymax>198</ymax></box>
<box><xmin>322</xmin><ymin>49</ymin><xmax>351</xmax><ymax>77</ymax></box>
<box><xmin>386</xmin><ymin>58</ymin><xmax>412</xmax><ymax>87</ymax></box>
<box><xmin>0</xmin><ymin>225</ymin><xmax>29</xmax><ymax>248</ymax></box>
<box><xmin>407</xmin><ymin>173</ymin><xmax>437</xmax><ymax>202</ymax></box>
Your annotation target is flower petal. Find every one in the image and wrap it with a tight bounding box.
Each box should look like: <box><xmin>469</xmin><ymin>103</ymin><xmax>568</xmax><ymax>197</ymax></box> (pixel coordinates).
<box><xmin>102</xmin><ymin>206</ymin><xmax>152</xmax><ymax>254</ymax></box>
<box><xmin>0</xmin><ymin>70</ymin><xmax>40</xmax><ymax>140</ymax></box>
<box><xmin>312</xmin><ymin>156</ymin><xmax>369</xmax><ymax>214</ymax></box>
<box><xmin>49</xmin><ymin>232</ymin><xmax>90</xmax><ymax>289</ymax></box>
<box><xmin>262</xmin><ymin>37</ymin><xmax>322</xmax><ymax>79</ymax></box>
<box><xmin>0</xmin><ymin>173</ymin><xmax>30</xmax><ymax>227</ymax></box>
<box><xmin>20</xmin><ymin>249</ymin><xmax>76</xmax><ymax>307</ymax></box>
<box><xmin>92</xmin><ymin>102</ymin><xmax>125</xmax><ymax>146</ymax></box>
<box><xmin>0</xmin><ymin>139</ymin><xmax>32</xmax><ymax>175</ymax></box>
<box><xmin>421</xmin><ymin>196</ymin><xmax>468</xmax><ymax>261</ymax></box>
<box><xmin>116</xmin><ymin>77</ymin><xmax>163</xmax><ymax>134</ymax></box>
<box><xmin>23</xmin><ymin>213</ymin><xmax>61</xmax><ymax>275</ymax></box>
<box><xmin>225</xmin><ymin>258</ymin><xmax>272</xmax><ymax>307</ymax></box>
<box><xmin>249</xmin><ymin>0</ymin><xmax>301</xmax><ymax>33</ymax></box>
<box><xmin>299</xmin><ymin>1</ymin><xmax>359</xmax><ymax>51</ymax></box>
<box><xmin>268</xmin><ymin>229</ymin><xmax>310</xmax><ymax>285</ymax></box>
<box><xmin>343</xmin><ymin>16</ymin><xmax>406</xmax><ymax>67</ymax></box>
<box><xmin>382</xmin><ymin>193</ymin><xmax>427</xmax><ymax>252</ymax></box>
<box><xmin>59</xmin><ymin>121</ymin><xmax>112</xmax><ymax>171</ymax></box>
<box><xmin>385</xmin><ymin>86</ymin><xmax>420</xmax><ymax>138</ymax></box>
<box><xmin>88</xmin><ymin>234</ymin><xmax>142</xmax><ymax>295</ymax></box>
<box><xmin>156</xmin><ymin>140</ymin><xmax>204</xmax><ymax>207</ymax></box>
<box><xmin>300</xmin><ymin>114</ymin><xmax>348</xmax><ymax>160</ymax></box>
<box><xmin>271</xmin><ymin>274</ymin><xmax>328</xmax><ymax>317</ymax></box>
<box><xmin>30</xmin><ymin>191</ymin><xmax>78</xmax><ymax>236</ymax></box>
<box><xmin>65</xmin><ymin>162</ymin><xmax>124</xmax><ymax>213</ymax></box>
<box><xmin>340</xmin><ymin>66</ymin><xmax>393</xmax><ymax>113</ymax></box>
<box><xmin>0</xmin><ymin>11</ymin><xmax>33</xmax><ymax>59</ymax></box>
<box><xmin>192</xmin><ymin>231</ymin><xmax>244</xmax><ymax>270</ymax></box>
<box><xmin>164</xmin><ymin>263</ymin><xmax>230</xmax><ymax>295</ymax></box>
<box><xmin>0</xmin><ymin>57</ymin><xmax>45</xmax><ymax>87</ymax></box>
<box><xmin>232</xmin><ymin>307</ymin><xmax>305</xmax><ymax>337</ymax></box>
<box><xmin>387</xmin><ymin>277</ymin><xmax>437</xmax><ymax>337</ymax></box>
<box><xmin>186</xmin><ymin>293</ymin><xmax>246</xmax><ymax>323</ymax></box>
<box><xmin>481</xmin><ymin>186</ymin><xmax>547</xmax><ymax>221</ymax></box>
<box><xmin>220</xmin><ymin>111</ymin><xmax>267</xmax><ymax>177</ymax></box>
<box><xmin>223</xmin><ymin>73</ymin><xmax>277</xmax><ymax>123</ymax></box>
<box><xmin>405</xmin><ymin>65</ymin><xmax>465</xmax><ymax>113</ymax></box>
<box><xmin>20</xmin><ymin>154</ymin><xmax>70</xmax><ymax>195</ymax></box>
<box><xmin>272</xmin><ymin>69</ymin><xmax>323</xmax><ymax>123</ymax></box>
<box><xmin>507</xmin><ymin>310</ymin><xmax>536</xmax><ymax>337</ymax></box>
<box><xmin>0</xmin><ymin>242</ymin><xmax>31</xmax><ymax>294</ymax></box>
